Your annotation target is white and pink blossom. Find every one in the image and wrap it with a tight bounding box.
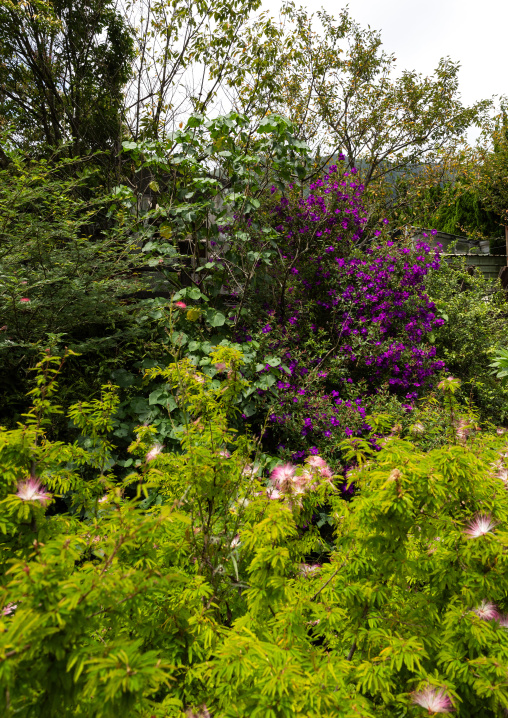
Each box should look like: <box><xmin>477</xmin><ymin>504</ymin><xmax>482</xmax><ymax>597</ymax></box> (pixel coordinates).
<box><xmin>412</xmin><ymin>685</ymin><xmax>453</xmax><ymax>713</ymax></box>
<box><xmin>464</xmin><ymin>514</ymin><xmax>497</xmax><ymax>539</ymax></box>
<box><xmin>16</xmin><ymin>478</ymin><xmax>51</xmax><ymax>506</ymax></box>
<box><xmin>146</xmin><ymin>443</ymin><xmax>164</xmax><ymax>462</ymax></box>
<box><xmin>299</xmin><ymin>563</ymin><xmax>321</xmax><ymax>577</ymax></box>
<box><xmin>266</xmin><ymin>487</ymin><xmax>283</xmax><ymax>500</ymax></box>
<box><xmin>306</xmin><ymin>455</ymin><xmax>332</xmax><ymax>478</ymax></box>
<box><xmin>270</xmin><ymin>463</ymin><xmax>296</xmax><ymax>491</ymax></box>
<box><xmin>2</xmin><ymin>603</ymin><xmax>17</xmax><ymax>616</ymax></box>
<box><xmin>473</xmin><ymin>600</ymin><xmax>499</xmax><ymax>621</ymax></box>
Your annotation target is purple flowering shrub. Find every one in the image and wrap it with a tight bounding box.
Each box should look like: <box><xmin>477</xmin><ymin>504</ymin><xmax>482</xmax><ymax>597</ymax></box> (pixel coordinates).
<box><xmin>238</xmin><ymin>164</ymin><xmax>446</xmax><ymax>462</ymax></box>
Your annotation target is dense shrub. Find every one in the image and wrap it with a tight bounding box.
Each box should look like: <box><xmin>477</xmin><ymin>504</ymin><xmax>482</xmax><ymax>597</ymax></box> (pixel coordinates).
<box><xmin>0</xmin><ymin>154</ymin><xmax>161</xmax><ymax>425</ymax></box>
<box><xmin>424</xmin><ymin>257</ymin><xmax>508</xmax><ymax>424</ymax></box>
<box><xmin>228</xmin><ymin>165</ymin><xmax>447</xmax><ymax>462</ymax></box>
<box><xmin>2</xmin><ymin>353</ymin><xmax>508</xmax><ymax>717</ymax></box>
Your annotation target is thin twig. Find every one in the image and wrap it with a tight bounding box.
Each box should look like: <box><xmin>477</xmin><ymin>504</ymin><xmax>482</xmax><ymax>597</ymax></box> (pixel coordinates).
<box><xmin>310</xmin><ymin>553</ymin><xmax>349</xmax><ymax>602</ymax></box>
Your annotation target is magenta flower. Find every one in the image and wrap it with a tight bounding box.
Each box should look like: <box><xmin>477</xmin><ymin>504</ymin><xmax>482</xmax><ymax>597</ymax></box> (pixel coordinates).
<box><xmin>412</xmin><ymin>686</ymin><xmax>453</xmax><ymax>713</ymax></box>
<box><xmin>146</xmin><ymin>443</ymin><xmax>164</xmax><ymax>462</ymax></box>
<box><xmin>473</xmin><ymin>600</ymin><xmax>499</xmax><ymax>621</ymax></box>
<box><xmin>174</xmin><ymin>301</ymin><xmax>187</xmax><ymax>309</ymax></box>
<box><xmin>20</xmin><ymin>297</ymin><xmax>30</xmax><ymax>303</ymax></box>
<box><xmin>16</xmin><ymin>478</ymin><xmax>51</xmax><ymax>506</ymax></box>
<box><xmin>464</xmin><ymin>514</ymin><xmax>497</xmax><ymax>539</ymax></box>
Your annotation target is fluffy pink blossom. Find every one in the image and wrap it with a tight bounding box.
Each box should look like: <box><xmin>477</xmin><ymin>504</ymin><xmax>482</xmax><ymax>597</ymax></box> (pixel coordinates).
<box><xmin>266</xmin><ymin>486</ymin><xmax>283</xmax><ymax>500</ymax></box>
<box><xmin>214</xmin><ymin>362</ymin><xmax>228</xmax><ymax>373</ymax></box>
<box><xmin>299</xmin><ymin>563</ymin><xmax>321</xmax><ymax>577</ymax></box>
<box><xmin>411</xmin><ymin>421</ymin><xmax>425</xmax><ymax>435</ymax></box>
<box><xmin>230</xmin><ymin>535</ymin><xmax>241</xmax><ymax>548</ymax></box>
<box><xmin>464</xmin><ymin>514</ymin><xmax>497</xmax><ymax>539</ymax></box>
<box><xmin>2</xmin><ymin>603</ymin><xmax>17</xmax><ymax>616</ymax></box>
<box><xmin>412</xmin><ymin>686</ymin><xmax>453</xmax><ymax>713</ymax></box>
<box><xmin>218</xmin><ymin>449</ymin><xmax>231</xmax><ymax>458</ymax></box>
<box><xmin>497</xmin><ymin>467</ymin><xmax>508</xmax><ymax>484</ymax></box>
<box><xmin>20</xmin><ymin>297</ymin><xmax>30</xmax><ymax>303</ymax></box>
<box><xmin>306</xmin><ymin>455</ymin><xmax>332</xmax><ymax>478</ymax></box>
<box><xmin>146</xmin><ymin>443</ymin><xmax>164</xmax><ymax>462</ymax></box>
<box><xmin>242</xmin><ymin>464</ymin><xmax>260</xmax><ymax>479</ymax></box>
<box><xmin>174</xmin><ymin>301</ymin><xmax>187</xmax><ymax>309</ymax></box>
<box><xmin>16</xmin><ymin>478</ymin><xmax>51</xmax><ymax>506</ymax></box>
<box><xmin>270</xmin><ymin>463</ymin><xmax>296</xmax><ymax>491</ymax></box>
<box><xmin>473</xmin><ymin>600</ymin><xmax>499</xmax><ymax>621</ymax></box>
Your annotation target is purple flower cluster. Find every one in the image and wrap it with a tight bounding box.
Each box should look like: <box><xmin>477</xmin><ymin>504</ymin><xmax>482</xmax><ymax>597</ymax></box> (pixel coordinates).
<box><xmin>248</xmin><ymin>164</ymin><xmax>446</xmax><ymax>460</ymax></box>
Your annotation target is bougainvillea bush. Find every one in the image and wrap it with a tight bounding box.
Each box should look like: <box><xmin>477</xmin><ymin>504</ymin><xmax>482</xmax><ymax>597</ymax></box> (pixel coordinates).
<box><xmin>2</xmin><ymin>352</ymin><xmax>508</xmax><ymax>717</ymax></box>
<box><xmin>229</xmin><ymin>164</ymin><xmax>447</xmax><ymax>462</ymax></box>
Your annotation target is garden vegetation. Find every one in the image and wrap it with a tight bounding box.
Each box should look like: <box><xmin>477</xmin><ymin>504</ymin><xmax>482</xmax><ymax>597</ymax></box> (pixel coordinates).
<box><xmin>1</xmin><ymin>1</ymin><xmax>508</xmax><ymax>716</ymax></box>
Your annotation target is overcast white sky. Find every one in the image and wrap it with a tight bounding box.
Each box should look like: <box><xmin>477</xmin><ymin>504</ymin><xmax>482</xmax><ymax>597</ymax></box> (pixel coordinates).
<box><xmin>262</xmin><ymin>0</ymin><xmax>507</xmax><ymax>111</ymax></box>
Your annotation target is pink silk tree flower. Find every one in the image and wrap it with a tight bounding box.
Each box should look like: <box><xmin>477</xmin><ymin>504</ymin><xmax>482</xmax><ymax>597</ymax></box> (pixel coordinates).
<box><xmin>294</xmin><ymin>469</ymin><xmax>313</xmax><ymax>491</ymax></box>
<box><xmin>306</xmin><ymin>455</ymin><xmax>332</xmax><ymax>478</ymax></box>
<box><xmin>412</xmin><ymin>686</ymin><xmax>453</xmax><ymax>713</ymax></box>
<box><xmin>270</xmin><ymin>463</ymin><xmax>296</xmax><ymax>491</ymax></box>
<box><xmin>298</xmin><ymin>563</ymin><xmax>321</xmax><ymax>577</ymax></box>
<box><xmin>20</xmin><ymin>297</ymin><xmax>30</xmax><ymax>303</ymax></box>
<box><xmin>464</xmin><ymin>514</ymin><xmax>497</xmax><ymax>539</ymax></box>
<box><xmin>473</xmin><ymin>600</ymin><xmax>499</xmax><ymax>621</ymax></box>
<box><xmin>146</xmin><ymin>443</ymin><xmax>164</xmax><ymax>462</ymax></box>
<box><xmin>2</xmin><ymin>603</ymin><xmax>17</xmax><ymax>616</ymax></box>
<box><xmin>174</xmin><ymin>301</ymin><xmax>187</xmax><ymax>309</ymax></box>
<box><xmin>16</xmin><ymin>478</ymin><xmax>51</xmax><ymax>506</ymax></box>
<box><xmin>498</xmin><ymin>614</ymin><xmax>508</xmax><ymax>628</ymax></box>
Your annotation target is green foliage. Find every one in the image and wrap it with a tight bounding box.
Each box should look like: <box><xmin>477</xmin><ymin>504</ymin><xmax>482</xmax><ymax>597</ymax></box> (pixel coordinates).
<box><xmin>0</xmin><ymin>0</ymin><xmax>134</xmax><ymax>155</ymax></box>
<box><xmin>490</xmin><ymin>347</ymin><xmax>508</xmax><ymax>385</ymax></box>
<box><xmin>0</xmin><ymin>152</ymin><xmax>162</xmax><ymax>424</ymax></box>
<box><xmin>424</xmin><ymin>258</ymin><xmax>508</xmax><ymax>424</ymax></box>
<box><xmin>2</xmin><ymin>353</ymin><xmax>508</xmax><ymax>716</ymax></box>
<box><xmin>118</xmin><ymin>111</ymin><xmax>310</xmax><ymax>300</ymax></box>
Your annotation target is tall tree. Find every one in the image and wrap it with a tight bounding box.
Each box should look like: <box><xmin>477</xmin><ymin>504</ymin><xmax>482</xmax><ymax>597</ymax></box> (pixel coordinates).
<box><xmin>121</xmin><ymin>0</ymin><xmax>263</xmax><ymax>142</ymax></box>
<box><xmin>0</xmin><ymin>0</ymin><xmax>134</xmax><ymax>157</ymax></box>
<box><xmin>474</xmin><ymin>102</ymin><xmax>508</xmax><ymax>259</ymax></box>
<box><xmin>228</xmin><ymin>2</ymin><xmax>490</xmax><ymax>223</ymax></box>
